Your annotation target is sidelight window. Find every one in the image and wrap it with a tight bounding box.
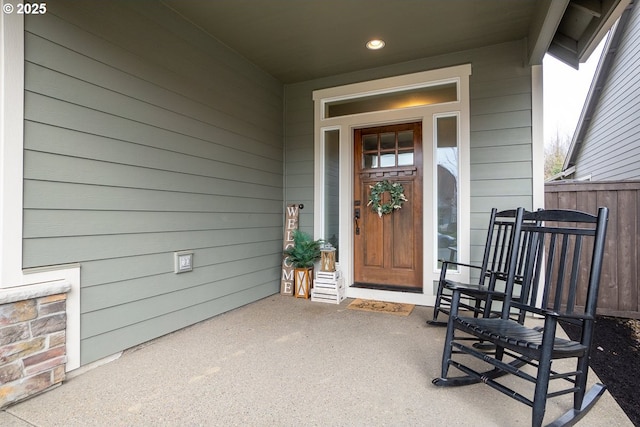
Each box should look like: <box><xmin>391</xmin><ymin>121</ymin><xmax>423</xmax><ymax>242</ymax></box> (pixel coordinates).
<box><xmin>435</xmin><ymin>115</ymin><xmax>459</xmax><ymax>266</ymax></box>
<box><xmin>323</xmin><ymin>129</ymin><xmax>340</xmax><ymax>260</ymax></box>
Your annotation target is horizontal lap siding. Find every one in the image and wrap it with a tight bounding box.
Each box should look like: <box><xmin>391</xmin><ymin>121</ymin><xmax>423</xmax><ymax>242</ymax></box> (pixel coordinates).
<box><xmin>284</xmin><ymin>40</ymin><xmax>533</xmax><ymax>268</ymax></box>
<box><xmin>284</xmin><ymin>89</ymin><xmax>315</xmax><ymax>234</ymax></box>
<box><xmin>469</xmin><ymin>44</ymin><xmax>533</xmax><ymax>266</ymax></box>
<box><xmin>574</xmin><ymin>4</ymin><xmax>640</xmax><ymax>180</ymax></box>
<box><xmin>24</xmin><ymin>0</ymin><xmax>284</xmax><ymax>364</ymax></box>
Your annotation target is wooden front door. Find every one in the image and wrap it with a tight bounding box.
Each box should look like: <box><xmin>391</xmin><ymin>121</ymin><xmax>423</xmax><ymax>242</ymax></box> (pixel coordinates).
<box><xmin>354</xmin><ymin>122</ymin><xmax>423</xmax><ymax>290</ymax></box>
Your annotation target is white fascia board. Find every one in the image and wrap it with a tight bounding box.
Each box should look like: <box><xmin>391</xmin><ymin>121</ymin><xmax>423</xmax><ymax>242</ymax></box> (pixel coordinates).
<box><xmin>528</xmin><ymin>0</ymin><xmax>570</xmax><ymax>66</ymax></box>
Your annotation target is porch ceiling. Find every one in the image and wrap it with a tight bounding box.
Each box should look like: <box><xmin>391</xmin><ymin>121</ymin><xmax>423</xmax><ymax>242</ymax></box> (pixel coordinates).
<box><xmin>162</xmin><ymin>0</ymin><xmax>628</xmax><ymax>83</ymax></box>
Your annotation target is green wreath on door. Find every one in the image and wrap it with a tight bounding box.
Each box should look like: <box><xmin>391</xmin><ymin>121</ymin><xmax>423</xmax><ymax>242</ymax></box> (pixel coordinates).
<box><xmin>367</xmin><ymin>180</ymin><xmax>407</xmax><ymax>218</ymax></box>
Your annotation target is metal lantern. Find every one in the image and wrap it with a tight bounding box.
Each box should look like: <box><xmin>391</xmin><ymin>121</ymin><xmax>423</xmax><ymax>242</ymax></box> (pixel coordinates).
<box><xmin>320</xmin><ymin>243</ymin><xmax>336</xmax><ymax>272</ymax></box>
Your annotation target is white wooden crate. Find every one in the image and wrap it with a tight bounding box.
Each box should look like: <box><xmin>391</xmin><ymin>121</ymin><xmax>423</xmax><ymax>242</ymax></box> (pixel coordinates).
<box><xmin>314</xmin><ymin>280</ymin><xmax>340</xmax><ymax>290</ymax></box>
<box><xmin>310</xmin><ymin>289</ymin><xmax>346</xmax><ymax>304</ymax></box>
<box><xmin>311</xmin><ymin>277</ymin><xmax>345</xmax><ymax>304</ymax></box>
<box><xmin>315</xmin><ymin>270</ymin><xmax>341</xmax><ymax>282</ymax></box>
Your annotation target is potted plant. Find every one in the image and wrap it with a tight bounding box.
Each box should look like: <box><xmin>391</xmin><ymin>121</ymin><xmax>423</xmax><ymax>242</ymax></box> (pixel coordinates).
<box><xmin>283</xmin><ymin>230</ymin><xmax>322</xmax><ymax>298</ymax></box>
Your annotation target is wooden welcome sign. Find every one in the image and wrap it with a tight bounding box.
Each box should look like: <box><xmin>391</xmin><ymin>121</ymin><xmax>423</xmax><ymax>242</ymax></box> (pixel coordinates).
<box><xmin>280</xmin><ymin>204</ymin><xmax>299</xmax><ymax>295</ymax></box>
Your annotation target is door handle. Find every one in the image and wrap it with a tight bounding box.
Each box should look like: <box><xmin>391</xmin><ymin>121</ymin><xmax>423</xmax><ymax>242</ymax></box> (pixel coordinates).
<box><xmin>354</xmin><ymin>208</ymin><xmax>360</xmax><ymax>235</ymax></box>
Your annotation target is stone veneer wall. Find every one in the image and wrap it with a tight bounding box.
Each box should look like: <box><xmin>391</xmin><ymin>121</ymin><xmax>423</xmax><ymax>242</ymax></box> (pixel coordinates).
<box><xmin>0</xmin><ymin>292</ymin><xmax>68</xmax><ymax>408</ymax></box>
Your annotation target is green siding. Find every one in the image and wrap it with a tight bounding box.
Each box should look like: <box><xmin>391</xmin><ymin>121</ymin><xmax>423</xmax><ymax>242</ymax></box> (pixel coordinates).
<box><xmin>24</xmin><ymin>0</ymin><xmax>283</xmax><ymax>365</ymax></box>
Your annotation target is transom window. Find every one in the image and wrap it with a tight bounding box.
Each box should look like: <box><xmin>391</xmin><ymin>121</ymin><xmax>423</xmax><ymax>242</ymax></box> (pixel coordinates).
<box><xmin>324</xmin><ymin>82</ymin><xmax>457</xmax><ymax>119</ymax></box>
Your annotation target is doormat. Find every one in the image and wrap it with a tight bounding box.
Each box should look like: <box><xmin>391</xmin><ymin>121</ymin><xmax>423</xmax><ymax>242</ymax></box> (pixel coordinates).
<box><xmin>347</xmin><ymin>299</ymin><xmax>414</xmax><ymax>316</ymax></box>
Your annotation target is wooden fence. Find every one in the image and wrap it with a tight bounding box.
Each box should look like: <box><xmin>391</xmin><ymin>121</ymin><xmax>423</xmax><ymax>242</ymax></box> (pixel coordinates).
<box><xmin>545</xmin><ymin>180</ymin><xmax>640</xmax><ymax>319</ymax></box>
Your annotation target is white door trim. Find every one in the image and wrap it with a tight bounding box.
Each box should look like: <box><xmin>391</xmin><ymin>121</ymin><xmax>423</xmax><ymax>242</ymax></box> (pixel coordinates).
<box><xmin>313</xmin><ymin>65</ymin><xmax>471</xmax><ymax>306</ymax></box>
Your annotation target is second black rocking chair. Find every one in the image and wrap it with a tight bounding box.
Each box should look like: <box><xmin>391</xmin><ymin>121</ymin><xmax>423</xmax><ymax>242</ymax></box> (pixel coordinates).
<box><xmin>433</xmin><ymin>207</ymin><xmax>609</xmax><ymax>427</ymax></box>
<box><xmin>429</xmin><ymin>207</ymin><xmax>534</xmax><ymax>326</ymax></box>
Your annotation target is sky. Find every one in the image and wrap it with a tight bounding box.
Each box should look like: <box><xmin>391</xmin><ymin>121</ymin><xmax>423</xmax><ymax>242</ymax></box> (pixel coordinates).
<box><xmin>543</xmin><ymin>38</ymin><xmax>606</xmax><ymax>146</ymax></box>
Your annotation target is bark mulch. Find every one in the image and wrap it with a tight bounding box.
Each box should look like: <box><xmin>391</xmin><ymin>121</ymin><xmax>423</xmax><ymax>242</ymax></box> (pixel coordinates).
<box><xmin>560</xmin><ymin>316</ymin><xmax>640</xmax><ymax>426</ymax></box>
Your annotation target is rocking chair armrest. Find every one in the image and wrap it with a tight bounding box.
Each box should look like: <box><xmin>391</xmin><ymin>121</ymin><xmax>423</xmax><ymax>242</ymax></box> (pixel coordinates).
<box><xmin>439</xmin><ymin>260</ymin><xmax>484</xmax><ymax>272</ymax></box>
<box><xmin>510</xmin><ymin>302</ymin><xmax>596</xmax><ymax>321</ymax></box>
<box><xmin>547</xmin><ymin>311</ymin><xmax>596</xmax><ymax>321</ymax></box>
<box><xmin>439</xmin><ymin>259</ymin><xmax>482</xmax><ymax>270</ymax></box>
<box><xmin>444</xmin><ymin>281</ymin><xmax>507</xmax><ymax>298</ymax></box>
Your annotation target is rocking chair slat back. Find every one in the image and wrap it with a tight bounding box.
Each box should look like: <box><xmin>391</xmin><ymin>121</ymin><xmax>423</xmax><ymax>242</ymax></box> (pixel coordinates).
<box><xmin>429</xmin><ymin>208</ymin><xmax>532</xmax><ymax>325</ymax></box>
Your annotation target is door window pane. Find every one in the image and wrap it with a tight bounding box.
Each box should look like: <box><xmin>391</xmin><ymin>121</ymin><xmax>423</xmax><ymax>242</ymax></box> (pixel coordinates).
<box><xmin>398</xmin><ymin>151</ymin><xmax>414</xmax><ymax>166</ymax></box>
<box><xmin>363</xmin><ymin>154</ymin><xmax>378</xmax><ymax>169</ymax></box>
<box><xmin>398</xmin><ymin>131</ymin><xmax>413</xmax><ymax>148</ymax></box>
<box><xmin>436</xmin><ymin>116</ymin><xmax>458</xmax><ymax>266</ymax></box>
<box><xmin>380</xmin><ymin>133</ymin><xmax>396</xmax><ymax>150</ymax></box>
<box><xmin>380</xmin><ymin>153</ymin><xmax>395</xmax><ymax>167</ymax></box>
<box><xmin>363</xmin><ymin>134</ymin><xmax>378</xmax><ymax>151</ymax></box>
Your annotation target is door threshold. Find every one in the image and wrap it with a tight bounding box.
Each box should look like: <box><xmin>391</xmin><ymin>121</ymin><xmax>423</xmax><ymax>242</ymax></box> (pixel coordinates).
<box><xmin>351</xmin><ymin>282</ymin><xmax>423</xmax><ymax>294</ymax></box>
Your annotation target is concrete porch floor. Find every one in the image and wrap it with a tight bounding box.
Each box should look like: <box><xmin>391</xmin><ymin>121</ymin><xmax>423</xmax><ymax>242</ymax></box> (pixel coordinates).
<box><xmin>0</xmin><ymin>295</ymin><xmax>632</xmax><ymax>426</ymax></box>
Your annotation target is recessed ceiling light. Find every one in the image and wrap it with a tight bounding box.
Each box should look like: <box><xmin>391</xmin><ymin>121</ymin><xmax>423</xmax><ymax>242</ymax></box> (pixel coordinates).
<box><xmin>366</xmin><ymin>39</ymin><xmax>385</xmax><ymax>50</ymax></box>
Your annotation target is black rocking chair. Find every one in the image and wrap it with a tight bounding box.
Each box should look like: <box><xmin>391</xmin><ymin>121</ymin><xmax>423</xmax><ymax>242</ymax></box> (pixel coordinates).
<box><xmin>428</xmin><ymin>207</ymin><xmax>533</xmax><ymax>326</ymax></box>
<box><xmin>433</xmin><ymin>207</ymin><xmax>609</xmax><ymax>427</ymax></box>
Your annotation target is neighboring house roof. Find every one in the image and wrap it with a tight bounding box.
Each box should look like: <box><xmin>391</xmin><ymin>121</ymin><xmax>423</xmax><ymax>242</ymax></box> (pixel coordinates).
<box><xmin>561</xmin><ymin>0</ymin><xmax>637</xmax><ymax>178</ymax></box>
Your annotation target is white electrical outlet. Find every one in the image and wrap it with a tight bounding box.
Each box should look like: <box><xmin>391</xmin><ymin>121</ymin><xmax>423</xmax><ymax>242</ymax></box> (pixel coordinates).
<box><xmin>174</xmin><ymin>251</ymin><xmax>194</xmax><ymax>273</ymax></box>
